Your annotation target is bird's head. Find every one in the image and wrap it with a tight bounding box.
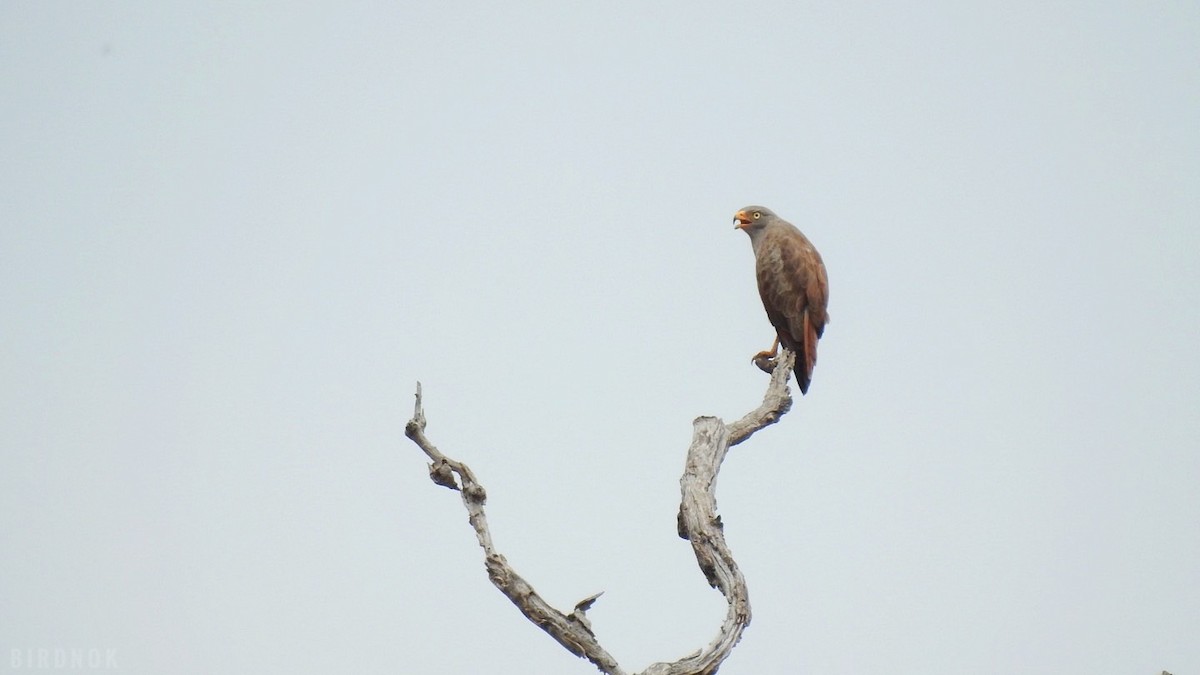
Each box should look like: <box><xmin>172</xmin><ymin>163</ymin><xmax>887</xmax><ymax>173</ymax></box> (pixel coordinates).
<box><xmin>733</xmin><ymin>206</ymin><xmax>775</xmax><ymax>232</ymax></box>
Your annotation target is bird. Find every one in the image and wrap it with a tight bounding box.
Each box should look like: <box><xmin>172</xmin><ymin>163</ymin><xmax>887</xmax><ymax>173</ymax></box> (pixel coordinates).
<box><xmin>734</xmin><ymin>205</ymin><xmax>829</xmax><ymax>394</ymax></box>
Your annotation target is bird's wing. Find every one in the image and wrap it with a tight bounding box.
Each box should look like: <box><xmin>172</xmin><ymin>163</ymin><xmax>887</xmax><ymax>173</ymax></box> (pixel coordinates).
<box><xmin>757</xmin><ymin>226</ymin><xmax>826</xmax><ymax>339</ymax></box>
<box><xmin>755</xmin><ymin>228</ymin><xmax>802</xmax><ymax>348</ymax></box>
<box><xmin>756</xmin><ymin>223</ymin><xmax>828</xmax><ymax>390</ymax></box>
<box><xmin>806</xmin><ymin>243</ymin><xmax>829</xmax><ymax>338</ymax></box>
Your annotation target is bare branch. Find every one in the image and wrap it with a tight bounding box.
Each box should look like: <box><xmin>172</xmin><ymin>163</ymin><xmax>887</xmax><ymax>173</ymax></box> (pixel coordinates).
<box><xmin>405</xmin><ymin>383</ymin><xmax>626</xmax><ymax>675</ymax></box>
<box><xmin>640</xmin><ymin>349</ymin><xmax>797</xmax><ymax>675</ymax></box>
<box><xmin>404</xmin><ymin>347</ymin><xmax>799</xmax><ymax>674</ymax></box>
<box><xmin>727</xmin><ymin>348</ymin><xmax>796</xmax><ymax>446</ymax></box>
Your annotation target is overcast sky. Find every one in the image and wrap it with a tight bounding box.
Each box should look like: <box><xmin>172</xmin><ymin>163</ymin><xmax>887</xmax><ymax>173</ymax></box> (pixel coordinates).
<box><xmin>2</xmin><ymin>2</ymin><xmax>1198</xmax><ymax>674</ymax></box>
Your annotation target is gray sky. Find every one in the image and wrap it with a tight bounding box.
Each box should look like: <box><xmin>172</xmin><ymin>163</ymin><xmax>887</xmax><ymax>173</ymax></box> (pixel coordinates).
<box><xmin>2</xmin><ymin>2</ymin><xmax>1198</xmax><ymax>673</ymax></box>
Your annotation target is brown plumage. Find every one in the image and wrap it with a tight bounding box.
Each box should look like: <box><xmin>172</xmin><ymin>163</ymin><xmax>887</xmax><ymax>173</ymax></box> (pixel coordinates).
<box><xmin>734</xmin><ymin>205</ymin><xmax>829</xmax><ymax>394</ymax></box>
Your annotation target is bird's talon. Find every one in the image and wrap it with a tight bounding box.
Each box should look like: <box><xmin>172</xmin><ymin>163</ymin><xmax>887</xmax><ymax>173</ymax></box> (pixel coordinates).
<box><xmin>752</xmin><ymin>353</ymin><xmax>777</xmax><ymax>374</ymax></box>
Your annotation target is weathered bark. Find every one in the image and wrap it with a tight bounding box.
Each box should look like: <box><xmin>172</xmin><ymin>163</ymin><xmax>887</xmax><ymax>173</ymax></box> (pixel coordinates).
<box><xmin>404</xmin><ymin>348</ymin><xmax>798</xmax><ymax>674</ymax></box>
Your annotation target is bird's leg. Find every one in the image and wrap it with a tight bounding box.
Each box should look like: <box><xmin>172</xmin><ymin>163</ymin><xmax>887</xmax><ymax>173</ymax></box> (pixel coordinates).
<box><xmin>751</xmin><ymin>337</ymin><xmax>780</xmax><ymax>374</ymax></box>
<box><xmin>752</xmin><ymin>336</ymin><xmax>779</xmax><ymax>361</ymax></box>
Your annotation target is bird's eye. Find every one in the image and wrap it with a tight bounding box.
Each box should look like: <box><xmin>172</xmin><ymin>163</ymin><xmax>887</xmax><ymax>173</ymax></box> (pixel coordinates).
<box><xmin>752</xmin><ymin>211</ymin><xmax>761</xmax><ymax>219</ymax></box>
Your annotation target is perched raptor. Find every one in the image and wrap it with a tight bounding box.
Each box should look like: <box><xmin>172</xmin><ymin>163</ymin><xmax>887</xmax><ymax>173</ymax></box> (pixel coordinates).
<box><xmin>734</xmin><ymin>206</ymin><xmax>829</xmax><ymax>394</ymax></box>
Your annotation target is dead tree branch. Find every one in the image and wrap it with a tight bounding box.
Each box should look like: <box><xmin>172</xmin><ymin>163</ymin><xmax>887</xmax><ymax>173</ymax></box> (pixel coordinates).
<box><xmin>404</xmin><ymin>348</ymin><xmax>798</xmax><ymax>674</ymax></box>
<box><xmin>404</xmin><ymin>382</ymin><xmax>625</xmax><ymax>674</ymax></box>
